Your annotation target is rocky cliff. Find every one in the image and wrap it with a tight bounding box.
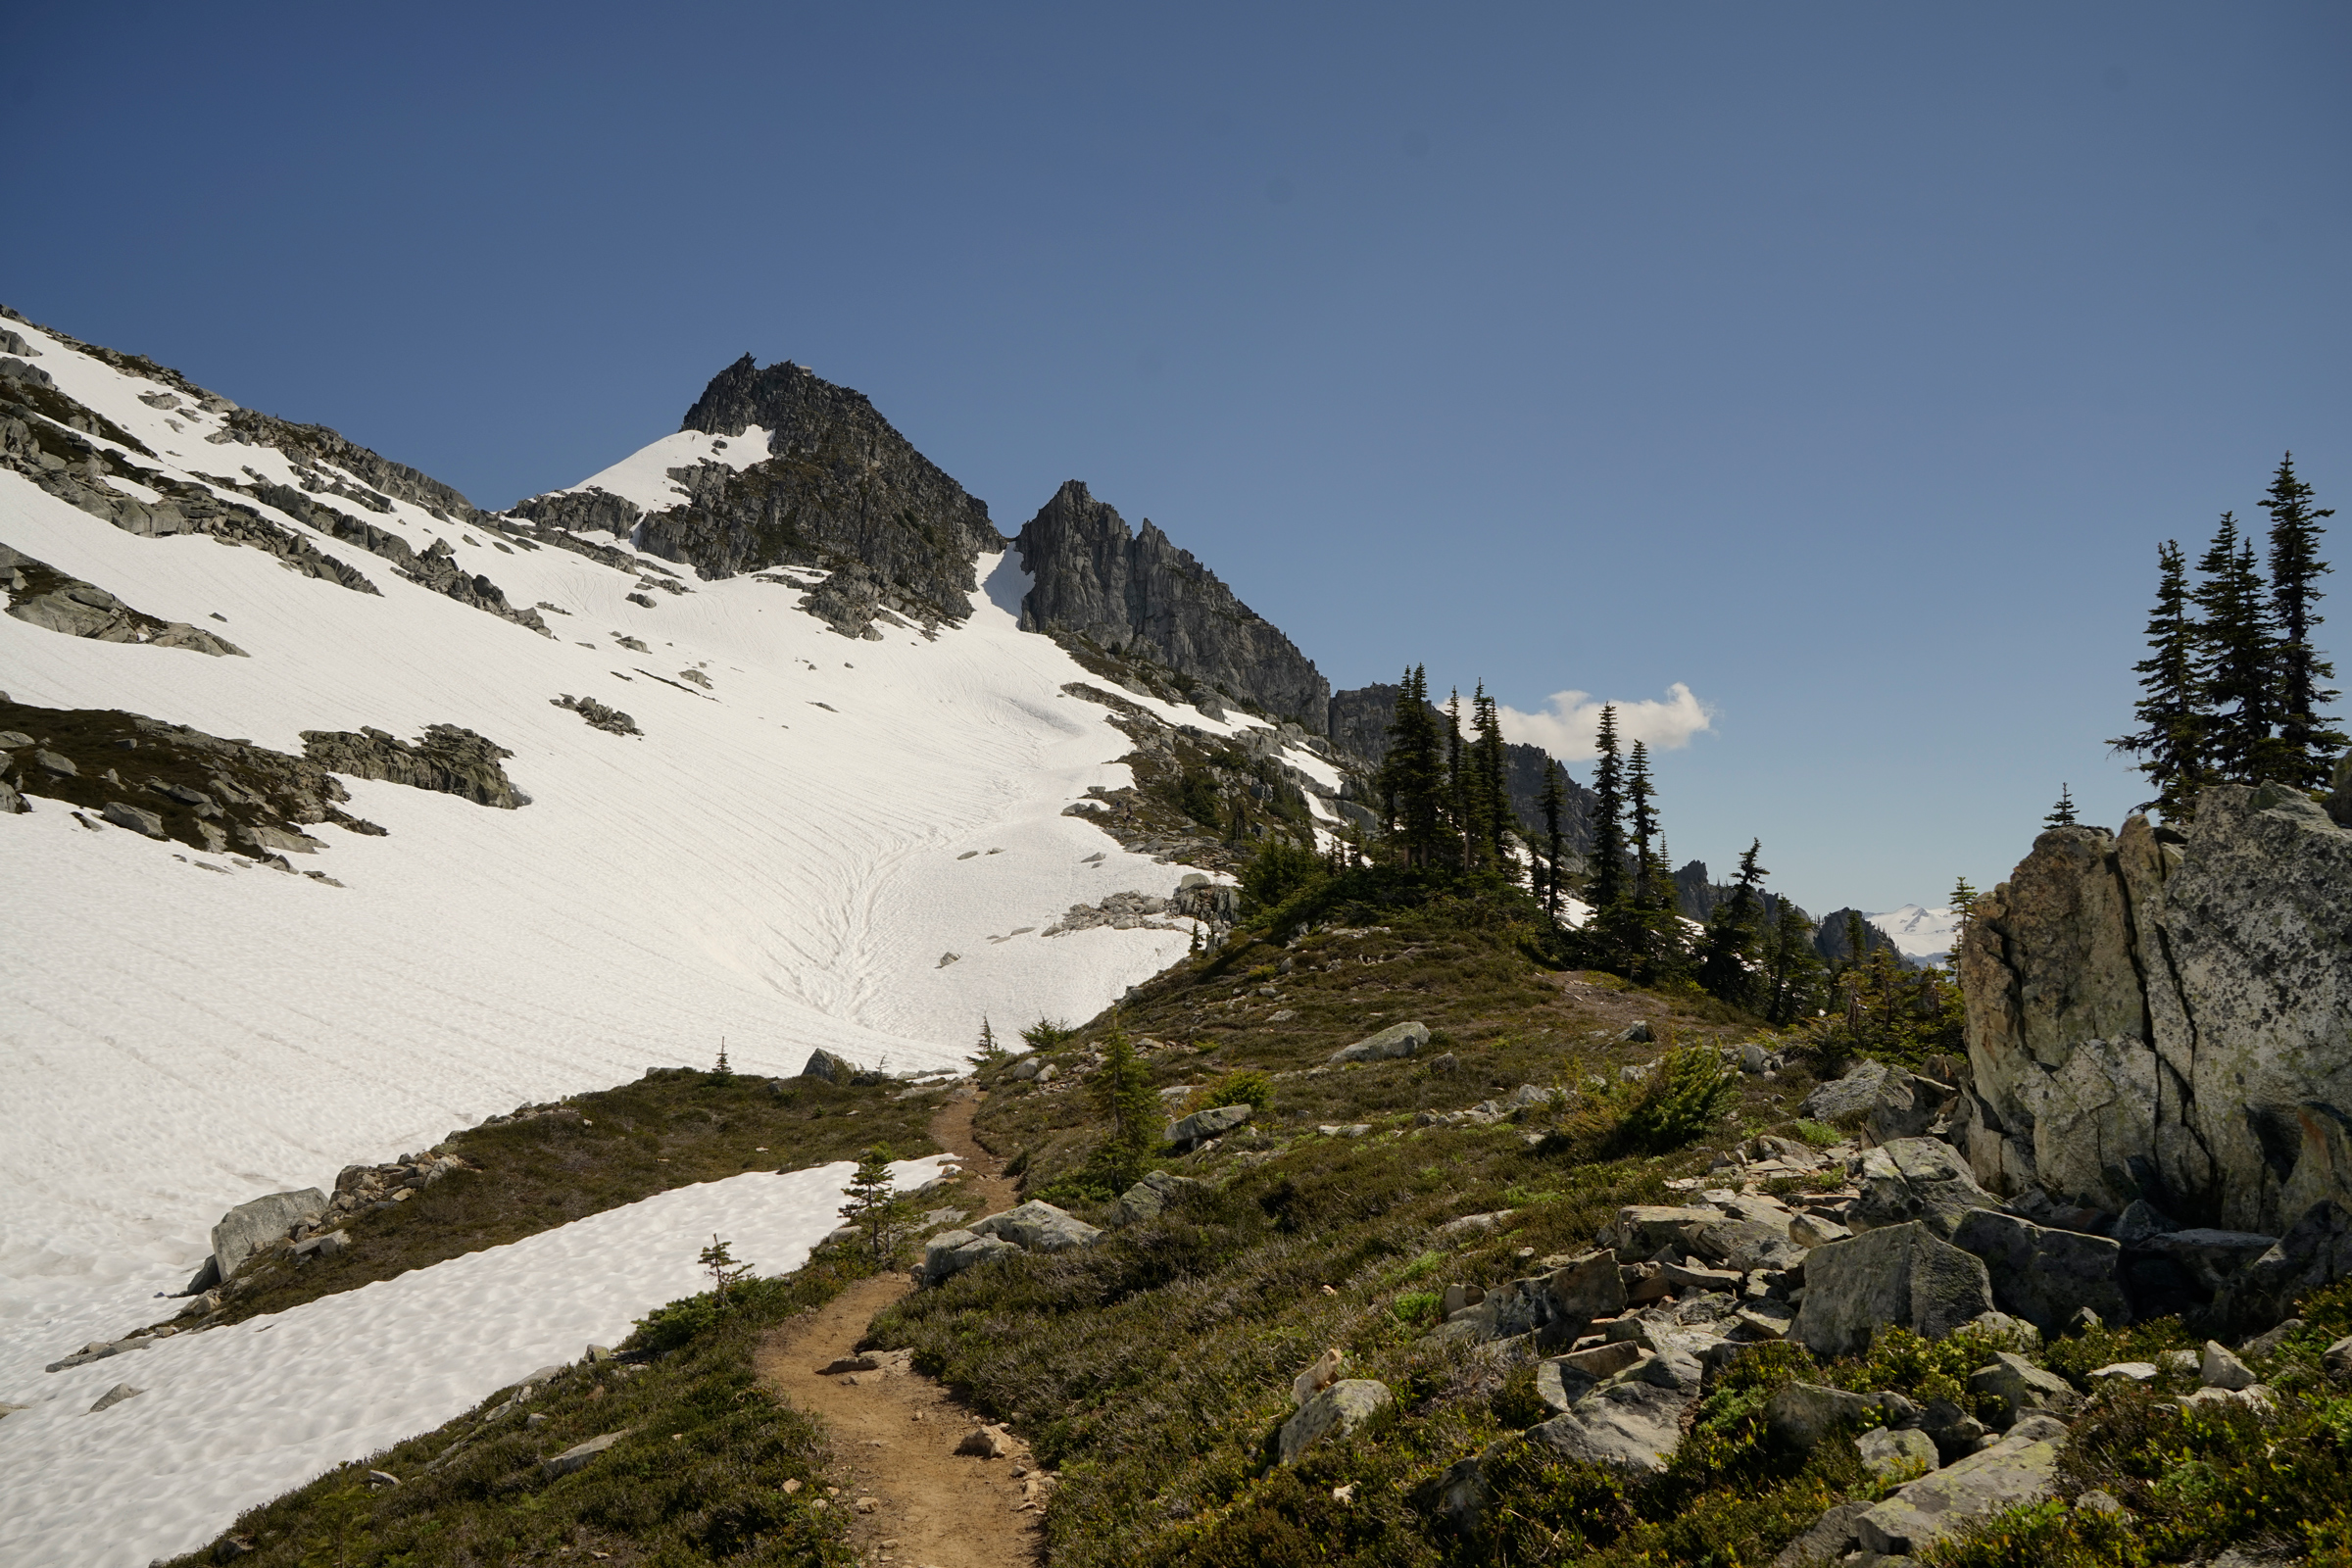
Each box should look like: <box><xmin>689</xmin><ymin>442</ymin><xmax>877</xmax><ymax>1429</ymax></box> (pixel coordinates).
<box><xmin>1013</xmin><ymin>481</ymin><xmax>1330</xmax><ymax>732</ymax></box>
<box><xmin>513</xmin><ymin>356</ymin><xmax>1004</xmax><ymax>631</ymax></box>
<box><xmin>1956</xmin><ymin>786</ymin><xmax>2352</xmax><ymax>1237</ymax></box>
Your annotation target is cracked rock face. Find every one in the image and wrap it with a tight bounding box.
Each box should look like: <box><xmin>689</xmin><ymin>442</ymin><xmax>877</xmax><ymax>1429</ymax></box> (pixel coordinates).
<box><xmin>1014</xmin><ymin>480</ymin><xmax>1330</xmax><ymax>733</ymax></box>
<box><xmin>1959</xmin><ymin>789</ymin><xmax>2352</xmax><ymax>1234</ymax></box>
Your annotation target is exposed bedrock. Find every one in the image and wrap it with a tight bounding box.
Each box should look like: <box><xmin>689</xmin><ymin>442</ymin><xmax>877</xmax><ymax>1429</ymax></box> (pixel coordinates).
<box><xmin>1013</xmin><ymin>480</ymin><xmax>1330</xmax><ymax>733</ymax></box>
<box><xmin>623</xmin><ymin>356</ymin><xmax>1004</xmax><ymax>625</ymax></box>
<box><xmin>1957</xmin><ymin>786</ymin><xmax>2352</xmax><ymax>1237</ymax></box>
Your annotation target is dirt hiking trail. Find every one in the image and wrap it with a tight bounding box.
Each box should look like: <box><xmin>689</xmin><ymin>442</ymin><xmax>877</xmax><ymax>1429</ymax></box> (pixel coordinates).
<box><xmin>758</xmin><ymin>1086</ymin><xmax>1042</xmax><ymax>1568</ymax></box>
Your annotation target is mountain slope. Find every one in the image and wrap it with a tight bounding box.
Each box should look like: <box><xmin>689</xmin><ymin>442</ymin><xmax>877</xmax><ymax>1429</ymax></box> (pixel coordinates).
<box><xmin>0</xmin><ymin>312</ymin><xmax>1349</xmax><ymax>1434</ymax></box>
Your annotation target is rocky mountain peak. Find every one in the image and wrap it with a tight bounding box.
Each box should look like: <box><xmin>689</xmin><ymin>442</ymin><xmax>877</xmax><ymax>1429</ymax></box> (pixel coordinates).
<box><xmin>1013</xmin><ymin>481</ymin><xmax>1331</xmax><ymax>733</ymax></box>
<box><xmin>679</xmin><ymin>354</ymin><xmax>846</xmax><ymax>443</ymax></box>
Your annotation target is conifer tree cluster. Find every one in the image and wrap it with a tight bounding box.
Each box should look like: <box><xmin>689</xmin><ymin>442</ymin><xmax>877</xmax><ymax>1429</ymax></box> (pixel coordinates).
<box><xmin>2112</xmin><ymin>455</ymin><xmax>2342</xmax><ymax>815</ymax></box>
<box><xmin>1375</xmin><ymin>666</ymin><xmax>1516</xmax><ymax>873</ymax></box>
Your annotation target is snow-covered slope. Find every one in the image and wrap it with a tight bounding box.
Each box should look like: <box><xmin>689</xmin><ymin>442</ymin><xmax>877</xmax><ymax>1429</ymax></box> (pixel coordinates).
<box><xmin>1867</xmin><ymin>904</ymin><xmax>1958</xmax><ymax>962</ymax></box>
<box><xmin>0</xmin><ymin>1154</ymin><xmax>944</xmax><ymax>1568</ymax></box>
<box><xmin>0</xmin><ymin>317</ymin><xmax>1334</xmax><ymax>1452</ymax></box>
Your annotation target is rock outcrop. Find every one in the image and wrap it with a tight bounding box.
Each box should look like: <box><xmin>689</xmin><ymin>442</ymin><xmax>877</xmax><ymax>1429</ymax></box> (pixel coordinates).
<box><xmin>1958</xmin><ymin>789</ymin><xmax>2352</xmax><ymax>1238</ymax></box>
<box><xmin>1014</xmin><ymin>481</ymin><xmax>1329</xmax><ymax>732</ymax></box>
<box><xmin>301</xmin><ymin>724</ymin><xmax>528</xmax><ymax>808</ymax></box>
<box><xmin>3</xmin><ymin>543</ymin><xmax>246</xmax><ymax>656</ymax></box>
<box><xmin>533</xmin><ymin>356</ymin><xmax>1005</xmax><ymax>629</ymax></box>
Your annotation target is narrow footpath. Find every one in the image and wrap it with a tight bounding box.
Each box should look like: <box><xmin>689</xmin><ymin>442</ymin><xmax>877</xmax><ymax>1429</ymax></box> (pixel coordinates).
<box><xmin>757</xmin><ymin>1087</ymin><xmax>1042</xmax><ymax>1568</ymax></box>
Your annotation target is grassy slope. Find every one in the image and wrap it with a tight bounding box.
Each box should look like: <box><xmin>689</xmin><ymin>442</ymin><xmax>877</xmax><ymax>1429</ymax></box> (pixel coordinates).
<box><xmin>874</xmin><ymin>868</ymin><xmax>2352</xmax><ymax>1568</ymax></box>
<box><xmin>174</xmin><ymin>1068</ymin><xmax>941</xmax><ymax>1336</ymax></box>
<box><xmin>141</xmin><ymin>869</ymin><xmax>2352</xmax><ymax>1567</ymax></box>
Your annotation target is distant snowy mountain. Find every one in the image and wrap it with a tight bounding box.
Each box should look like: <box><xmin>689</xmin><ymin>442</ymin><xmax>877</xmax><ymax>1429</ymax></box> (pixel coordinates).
<box><xmin>0</xmin><ymin>308</ymin><xmax>1370</xmax><ymax>1563</ymax></box>
<box><xmin>1868</xmin><ymin>903</ymin><xmax>1959</xmax><ymax>962</ymax></box>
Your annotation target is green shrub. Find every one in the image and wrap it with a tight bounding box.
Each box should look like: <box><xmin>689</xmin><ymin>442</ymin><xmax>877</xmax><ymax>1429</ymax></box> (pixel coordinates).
<box><xmin>1393</xmin><ymin>1289</ymin><xmax>1441</xmax><ymax>1325</ymax></box>
<box><xmin>1021</xmin><ymin>1016</ymin><xmax>1078</xmax><ymax>1051</ymax></box>
<box><xmin>1616</xmin><ymin>1048</ymin><xmax>1740</xmax><ymax>1154</ymax></box>
<box><xmin>1239</xmin><ymin>834</ymin><xmax>1329</xmax><ymax>914</ymax></box>
<box><xmin>1196</xmin><ymin>1068</ymin><xmax>1274</xmax><ymax>1112</ymax></box>
<box><xmin>1792</xmin><ymin>1118</ymin><xmax>1843</xmax><ymax>1148</ymax></box>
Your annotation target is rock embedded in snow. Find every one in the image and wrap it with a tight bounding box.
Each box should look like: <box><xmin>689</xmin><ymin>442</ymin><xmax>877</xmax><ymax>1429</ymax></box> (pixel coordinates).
<box><xmin>99</xmin><ymin>800</ymin><xmax>165</xmax><ymax>837</ymax></box>
<box><xmin>300</xmin><ymin>724</ymin><xmax>528</xmax><ymax>809</ymax></box>
<box><xmin>210</xmin><ymin>1188</ymin><xmax>329</xmax><ymax>1282</ymax></box>
<box><xmin>88</xmin><ymin>1383</ymin><xmax>144</xmax><ymax>1413</ymax></box>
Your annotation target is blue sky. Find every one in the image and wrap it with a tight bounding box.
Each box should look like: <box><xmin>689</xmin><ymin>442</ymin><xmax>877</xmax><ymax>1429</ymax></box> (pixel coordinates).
<box><xmin>9</xmin><ymin>3</ymin><xmax>2347</xmax><ymax>916</ymax></box>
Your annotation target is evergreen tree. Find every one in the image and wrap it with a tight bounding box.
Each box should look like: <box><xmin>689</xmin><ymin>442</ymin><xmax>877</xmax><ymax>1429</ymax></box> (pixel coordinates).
<box><xmin>1588</xmin><ymin>705</ymin><xmax>1627</xmax><ymax>912</ymax></box>
<box><xmin>1444</xmin><ymin>688</ymin><xmax>1468</xmax><ymax>867</ymax></box>
<box><xmin>698</xmin><ymin>1233</ymin><xmax>754</xmax><ymax>1297</ymax></box>
<box><xmin>1381</xmin><ymin>666</ymin><xmax>1446</xmax><ymax>867</ymax></box>
<box><xmin>1948</xmin><ymin>876</ymin><xmax>1978</xmax><ymax>960</ymax></box>
<box><xmin>837</xmin><ymin>1151</ymin><xmax>906</xmax><ymax>1263</ymax></box>
<box><xmin>1471</xmin><ymin>684</ymin><xmax>1511</xmax><ymax>870</ymax></box>
<box><xmin>1090</xmin><ymin>1029</ymin><xmax>1160</xmax><ymax>1190</ymax></box>
<box><xmin>2258</xmin><ymin>453</ymin><xmax>2345</xmax><ymax>788</ymax></box>
<box><xmin>2108</xmin><ymin>540</ymin><xmax>2210</xmax><ymax>817</ymax></box>
<box><xmin>2043</xmin><ymin>784</ymin><xmax>2078</xmax><ymax>827</ymax></box>
<box><xmin>1763</xmin><ymin>898</ymin><xmax>1824</xmax><ymax>1027</ymax></box>
<box><xmin>1537</xmin><ymin>762</ymin><xmax>1567</xmax><ymax>921</ymax></box>
<box><xmin>1614</xmin><ymin>740</ymin><xmax>1685</xmax><ymax>979</ymax></box>
<box><xmin>2193</xmin><ymin>513</ymin><xmax>2284</xmax><ymax>783</ymax></box>
<box><xmin>968</xmin><ymin>1017</ymin><xmax>1006</xmax><ymax>1068</ymax></box>
<box><xmin>1695</xmin><ymin>838</ymin><xmax>1768</xmax><ymax>1008</ymax></box>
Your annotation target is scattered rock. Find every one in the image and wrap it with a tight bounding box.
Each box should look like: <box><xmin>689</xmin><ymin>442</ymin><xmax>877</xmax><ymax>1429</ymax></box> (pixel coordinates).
<box><xmin>1967</xmin><ymin>1351</ymin><xmax>2082</xmax><ymax>1428</ymax></box>
<box><xmin>99</xmin><ymin>800</ymin><xmax>166</xmax><ymax>837</ymax></box>
<box><xmin>2088</xmin><ymin>1361</ymin><xmax>2158</xmax><ymax>1384</ymax></box>
<box><xmin>1800</xmin><ymin>1059</ymin><xmax>1891</xmax><ymax>1124</ymax></box>
<box><xmin>1278</xmin><ymin>1379</ymin><xmax>1392</xmax><ymax>1465</ymax></box>
<box><xmin>211</xmin><ymin>1188</ymin><xmax>328</xmax><ymax>1283</ymax></box>
<box><xmin>1949</xmin><ymin>1208</ymin><xmax>2129</xmax><ymax>1335</ymax></box>
<box><xmin>1853</xmin><ymin>1415</ymin><xmax>2068</xmax><ymax>1556</ymax></box>
<box><xmin>799</xmin><ymin>1049</ymin><xmax>888</xmax><ymax>1087</ymax></box>
<box><xmin>1166</xmin><ymin>1102</ymin><xmax>1252</xmax><ymax>1151</ymax></box>
<box><xmin>2215</xmin><ymin>1200</ymin><xmax>2352</xmax><ymax>1334</ymax></box>
<box><xmin>956</xmin><ymin>1423</ymin><xmax>1014</xmax><ymax>1458</ymax></box>
<box><xmin>2199</xmin><ymin>1340</ymin><xmax>2257</xmax><ymax>1391</ymax></box>
<box><xmin>1765</xmin><ymin>1383</ymin><xmax>1912</xmax><ymax>1454</ymax></box>
<box><xmin>1114</xmin><ymin>1169</ymin><xmax>1204</xmax><ymax>1226</ymax></box>
<box><xmin>1771</xmin><ymin>1500</ymin><xmax>1873</xmax><ymax>1568</ymax></box>
<box><xmin>1849</xmin><ymin>1137</ymin><xmax>1999</xmax><ymax>1239</ymax></box>
<box><xmin>917</xmin><ymin>1229</ymin><xmax>1024</xmax><ymax>1288</ymax></box>
<box><xmin>543</xmin><ymin>1429</ymin><xmax>631</xmax><ymax>1478</ymax></box>
<box><xmin>1328</xmin><ymin>1021</ymin><xmax>1429</xmax><ymax>1063</ymax></box>
<box><xmin>971</xmin><ymin>1200</ymin><xmax>1102</xmax><ymax>1253</ymax></box>
<box><xmin>552</xmin><ymin>694</ymin><xmax>640</xmax><ymax>736</ymax></box>
<box><xmin>1857</xmin><ymin>1425</ymin><xmax>1939</xmax><ymax>1481</ymax></box>
<box><xmin>1793</xmin><ymin>1221</ymin><xmax>1996</xmax><ymax>1358</ymax></box>
<box><xmin>1528</xmin><ymin>1377</ymin><xmax>1699</xmax><ymax>1475</ymax></box>
<box><xmin>89</xmin><ymin>1383</ymin><xmax>143</xmax><ymax>1412</ymax></box>
<box><xmin>300</xmin><ymin>724</ymin><xmax>528</xmax><ymax>808</ymax></box>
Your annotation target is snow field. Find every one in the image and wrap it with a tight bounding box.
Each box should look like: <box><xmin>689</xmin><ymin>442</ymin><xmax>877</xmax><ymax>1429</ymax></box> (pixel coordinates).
<box><xmin>0</xmin><ymin>1155</ymin><xmax>947</xmax><ymax>1568</ymax></box>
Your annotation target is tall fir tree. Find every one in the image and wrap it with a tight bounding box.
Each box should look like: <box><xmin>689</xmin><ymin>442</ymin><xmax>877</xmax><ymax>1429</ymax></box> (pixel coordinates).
<box><xmin>1537</xmin><ymin>762</ymin><xmax>1567</xmax><ymax>920</ymax></box>
<box><xmin>1695</xmin><ymin>838</ymin><xmax>1768</xmax><ymax>1007</ymax></box>
<box><xmin>1588</xmin><ymin>705</ymin><xmax>1627</xmax><ymax>913</ymax></box>
<box><xmin>1444</xmin><ymin>688</ymin><xmax>1468</xmax><ymax>867</ymax></box>
<box><xmin>1090</xmin><ymin>1028</ymin><xmax>1160</xmax><ymax>1190</ymax></box>
<box><xmin>1615</xmin><ymin>740</ymin><xmax>1684</xmax><ymax>978</ymax></box>
<box><xmin>2108</xmin><ymin>539</ymin><xmax>2210</xmax><ymax>816</ymax></box>
<box><xmin>1763</xmin><ymin>897</ymin><xmax>1823</xmax><ymax>1027</ymax></box>
<box><xmin>1381</xmin><ymin>666</ymin><xmax>1445</xmax><ymax>866</ymax></box>
<box><xmin>2258</xmin><ymin>453</ymin><xmax>2345</xmax><ymax>788</ymax></box>
<box><xmin>1471</xmin><ymin>683</ymin><xmax>1511</xmax><ymax>870</ymax></box>
<box><xmin>2192</xmin><ymin>513</ymin><xmax>2284</xmax><ymax>783</ymax></box>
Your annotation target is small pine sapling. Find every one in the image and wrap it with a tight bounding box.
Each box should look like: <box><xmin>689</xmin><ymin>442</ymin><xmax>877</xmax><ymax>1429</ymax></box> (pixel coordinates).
<box><xmin>1091</xmin><ymin>1029</ymin><xmax>1161</xmax><ymax>1190</ymax></box>
<box><xmin>968</xmin><ymin>1017</ymin><xmax>1006</xmax><ymax>1068</ymax></box>
<box><xmin>711</xmin><ymin>1038</ymin><xmax>732</xmax><ymax>1079</ymax></box>
<box><xmin>698</xmin><ymin>1234</ymin><xmax>752</xmax><ymax>1298</ymax></box>
<box><xmin>838</xmin><ymin>1148</ymin><xmax>906</xmax><ymax>1262</ymax></box>
<box><xmin>2043</xmin><ymin>784</ymin><xmax>2078</xmax><ymax>827</ymax></box>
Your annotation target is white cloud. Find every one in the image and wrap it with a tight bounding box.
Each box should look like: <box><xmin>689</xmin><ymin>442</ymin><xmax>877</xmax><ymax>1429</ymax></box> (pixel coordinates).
<box><xmin>1495</xmin><ymin>683</ymin><xmax>1715</xmax><ymax>761</ymax></box>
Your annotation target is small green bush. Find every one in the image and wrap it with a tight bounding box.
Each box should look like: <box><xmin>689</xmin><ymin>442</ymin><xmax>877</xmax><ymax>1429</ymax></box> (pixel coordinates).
<box><xmin>1616</xmin><ymin>1048</ymin><xmax>1740</xmax><ymax>1154</ymax></box>
<box><xmin>1792</xmin><ymin>1118</ymin><xmax>1843</xmax><ymax>1148</ymax></box>
<box><xmin>1021</xmin><ymin>1017</ymin><xmax>1078</xmax><ymax>1051</ymax></box>
<box><xmin>1196</xmin><ymin>1068</ymin><xmax>1274</xmax><ymax>1112</ymax></box>
<box><xmin>1393</xmin><ymin>1289</ymin><xmax>1441</xmax><ymax>1325</ymax></box>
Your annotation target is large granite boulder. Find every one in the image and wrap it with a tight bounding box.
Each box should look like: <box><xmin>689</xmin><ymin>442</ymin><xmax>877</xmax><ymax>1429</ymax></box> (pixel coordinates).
<box><xmin>1166</xmin><ymin>1102</ymin><xmax>1251</xmax><ymax>1151</ymax></box>
<box><xmin>1113</xmin><ymin>1169</ymin><xmax>1205</xmax><ymax>1226</ymax></box>
<box><xmin>211</xmin><ymin>1188</ymin><xmax>329</xmax><ymax>1282</ymax></box>
<box><xmin>1853</xmin><ymin>1415</ymin><xmax>2068</xmax><ymax>1556</ymax></box>
<box><xmin>917</xmin><ymin>1228</ymin><xmax>1023</xmax><ymax>1287</ymax></box>
<box><xmin>1529</xmin><ymin>1373</ymin><xmax>1702</xmax><ymax>1474</ymax></box>
<box><xmin>1329</xmin><ymin>1021</ymin><xmax>1429</xmax><ymax>1063</ymax></box>
<box><xmin>1801</xmin><ymin>1060</ymin><xmax>1892</xmax><ymax>1124</ymax></box>
<box><xmin>1848</xmin><ymin>1138</ymin><xmax>1999</xmax><ymax>1239</ymax></box>
<box><xmin>1793</xmin><ymin>1222</ymin><xmax>1996</xmax><ymax>1358</ymax></box>
<box><xmin>1959</xmin><ymin>793</ymin><xmax>2352</xmax><ymax>1238</ymax></box>
<box><xmin>2214</xmin><ymin>1200</ymin><xmax>2352</xmax><ymax>1333</ymax></box>
<box><xmin>970</xmin><ymin>1200</ymin><xmax>1102</xmax><ymax>1253</ymax></box>
<box><xmin>1949</xmin><ymin>1208</ymin><xmax>2130</xmax><ymax>1335</ymax></box>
